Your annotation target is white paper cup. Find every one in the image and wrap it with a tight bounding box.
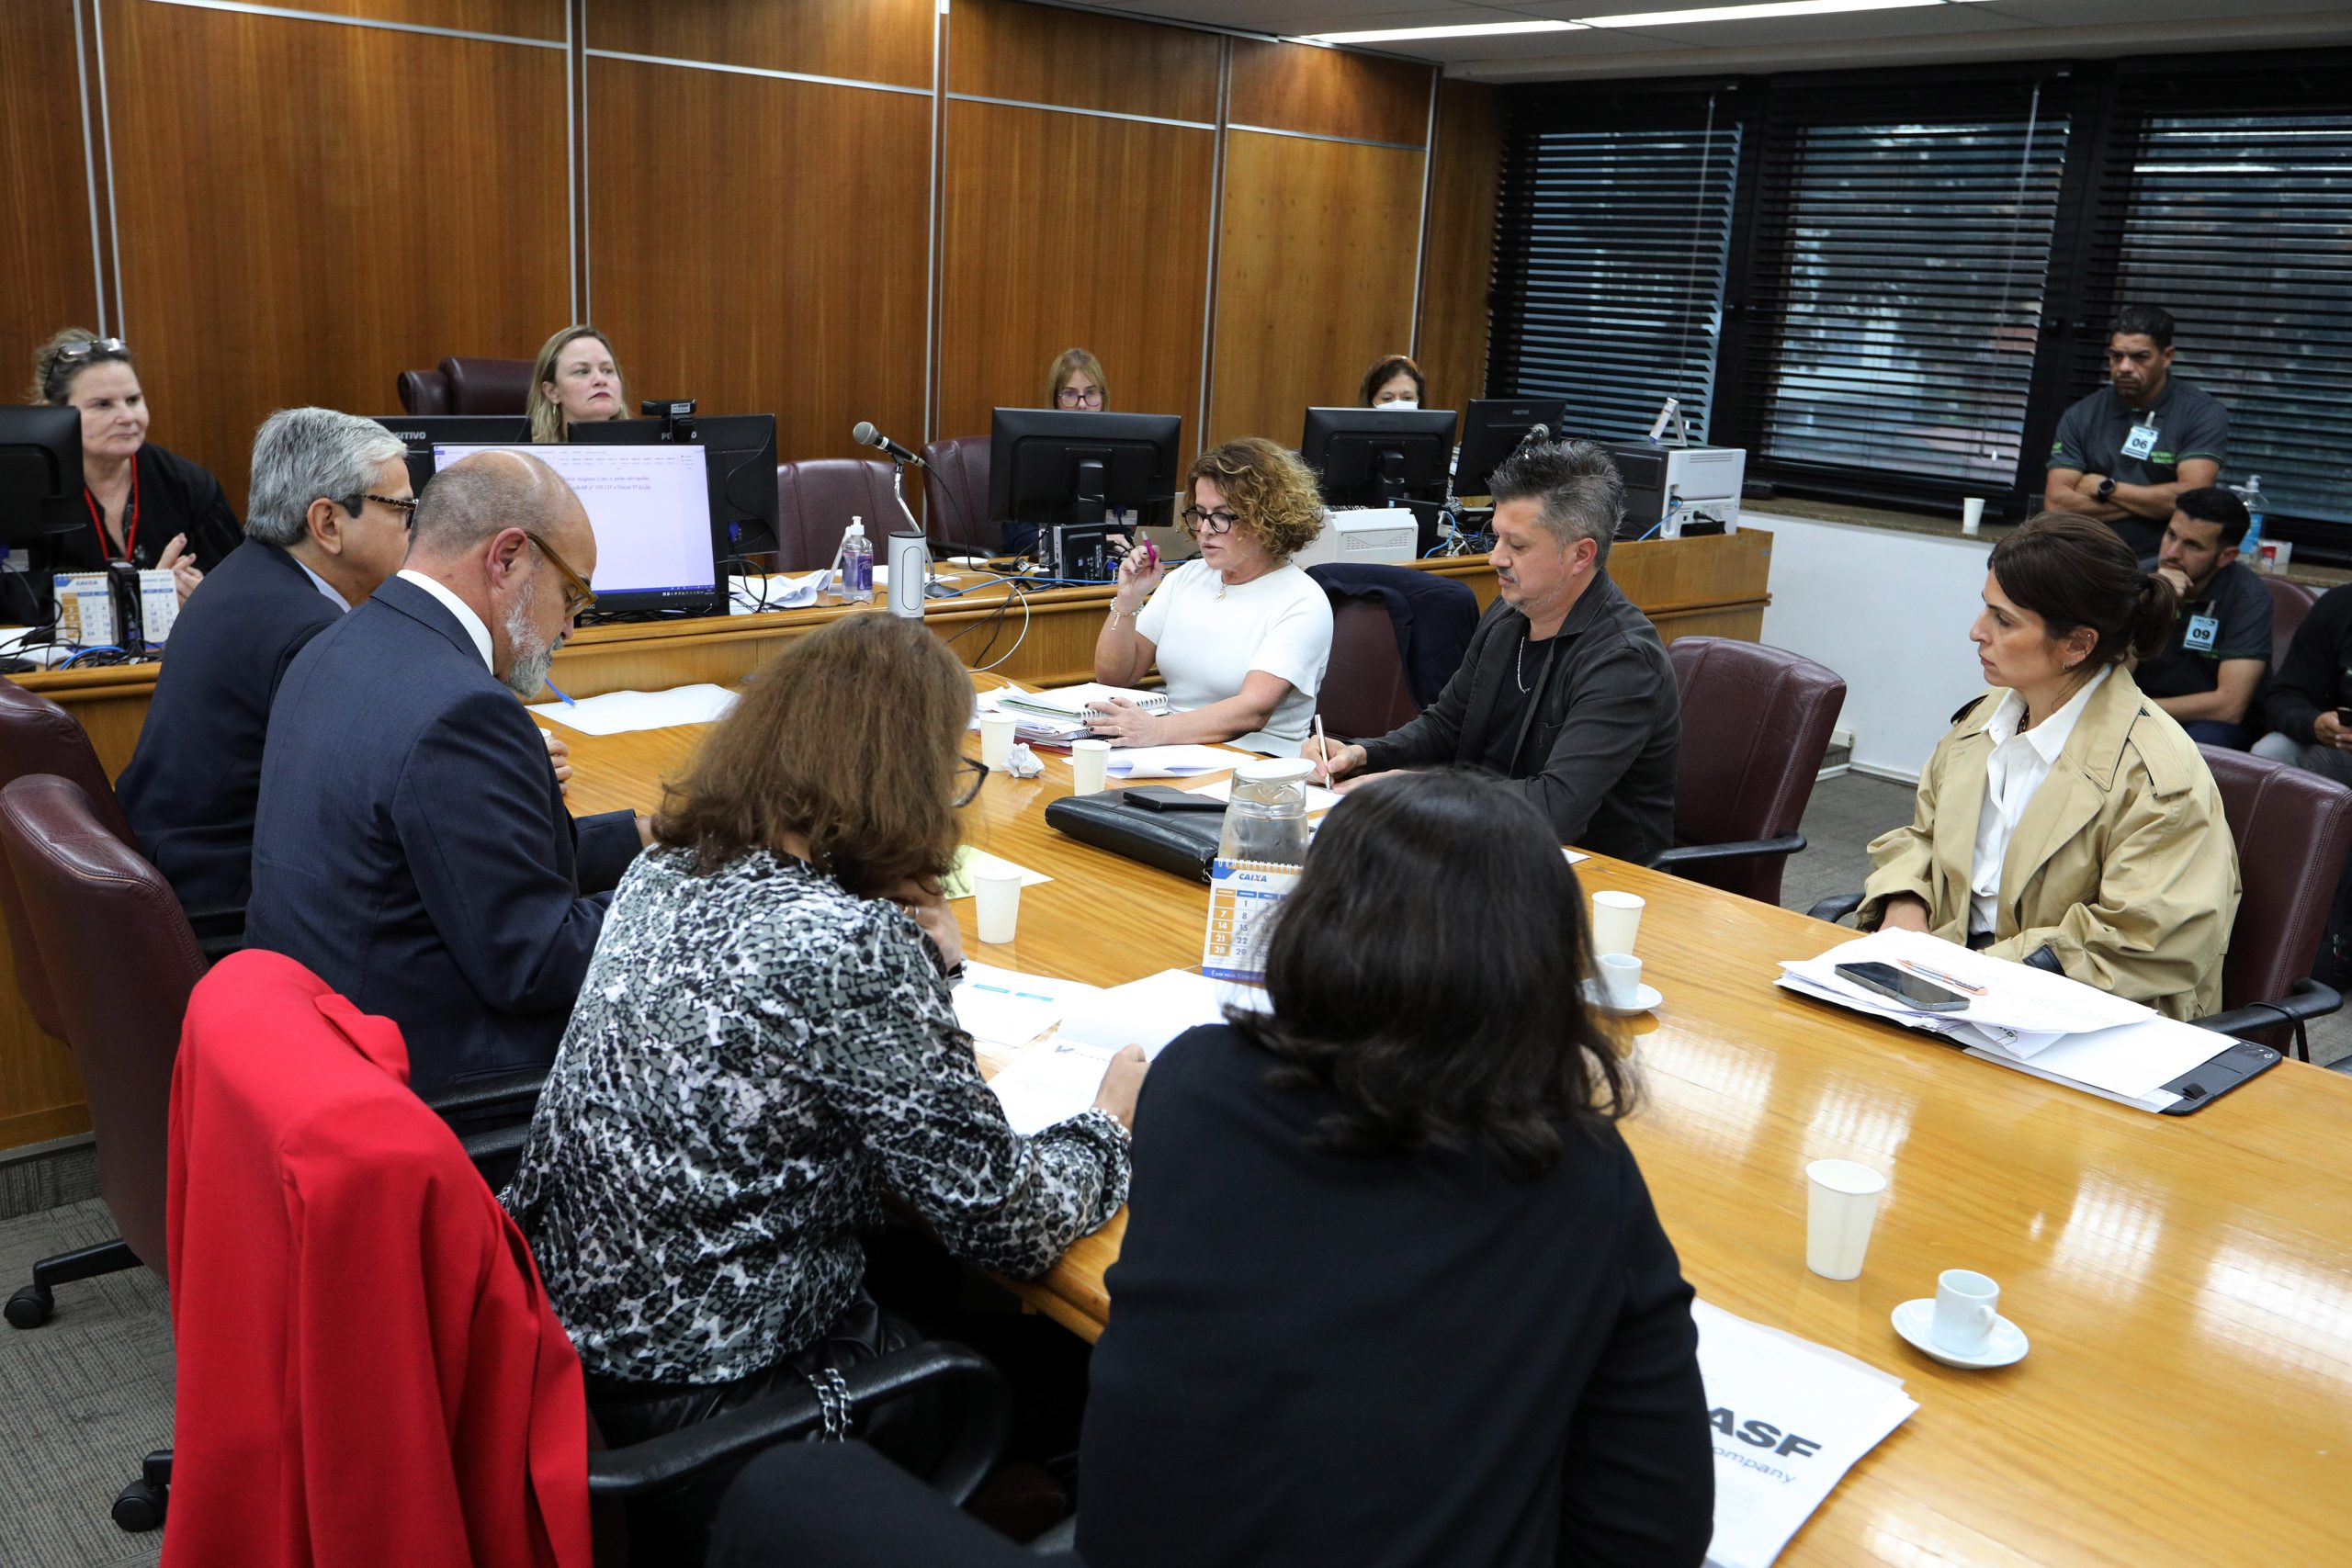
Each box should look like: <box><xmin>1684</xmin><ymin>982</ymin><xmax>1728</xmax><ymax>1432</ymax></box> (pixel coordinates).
<box><xmin>1933</xmin><ymin>1269</ymin><xmax>2000</xmax><ymax>1355</ymax></box>
<box><xmin>1599</xmin><ymin>953</ymin><xmax>1643</xmax><ymax>1009</ymax></box>
<box><xmin>1070</xmin><ymin>739</ymin><xmax>1110</xmax><ymax>795</ymax></box>
<box><xmin>1591</xmin><ymin>891</ymin><xmax>1645</xmax><ymax>957</ymax></box>
<box><xmin>978</xmin><ymin>712</ymin><xmax>1016</xmax><ymax>772</ymax></box>
<box><xmin>1961</xmin><ymin>497</ymin><xmax>1985</xmax><ymax>536</ymax></box>
<box><xmin>1804</xmin><ymin>1158</ymin><xmax>1888</xmax><ymax>1280</ymax></box>
<box><xmin>2269</xmin><ymin>540</ymin><xmax>2293</xmax><ymax>572</ymax></box>
<box><xmin>973</xmin><ymin>866</ymin><xmax>1023</xmax><ymax>944</ymax></box>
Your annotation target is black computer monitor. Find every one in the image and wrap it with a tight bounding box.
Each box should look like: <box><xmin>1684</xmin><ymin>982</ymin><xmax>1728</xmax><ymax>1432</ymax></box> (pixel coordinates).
<box><xmin>1300</xmin><ymin>406</ymin><xmax>1456</xmax><ymax>508</ymax></box>
<box><xmin>571</xmin><ymin>413</ymin><xmax>781</xmax><ymax>562</ymax></box>
<box><xmin>374</xmin><ymin>414</ymin><xmax>532</xmax><ymax>492</ymax></box>
<box><xmin>1454</xmin><ymin>397</ymin><xmax>1567</xmax><ymax>499</ymax></box>
<box><xmin>989</xmin><ymin>408</ymin><xmax>1182</xmax><ymax>537</ymax></box>
<box><xmin>0</xmin><ymin>406</ymin><xmax>87</xmax><ymax>548</ymax></box>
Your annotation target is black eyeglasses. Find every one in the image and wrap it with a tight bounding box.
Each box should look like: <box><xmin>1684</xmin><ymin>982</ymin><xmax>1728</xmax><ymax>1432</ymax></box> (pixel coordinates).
<box><xmin>953</xmin><ymin>758</ymin><xmax>989</xmax><ymax>807</ymax></box>
<box><xmin>1180</xmin><ymin>506</ymin><xmax>1240</xmax><ymax>535</ymax></box>
<box><xmin>1056</xmin><ymin>387</ymin><xmax>1104</xmax><ymax>409</ymax></box>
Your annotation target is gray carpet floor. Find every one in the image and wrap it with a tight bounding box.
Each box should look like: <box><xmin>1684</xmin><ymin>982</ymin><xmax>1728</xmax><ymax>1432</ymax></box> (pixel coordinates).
<box><xmin>0</xmin><ymin>770</ymin><xmax>2340</xmax><ymax>1562</ymax></box>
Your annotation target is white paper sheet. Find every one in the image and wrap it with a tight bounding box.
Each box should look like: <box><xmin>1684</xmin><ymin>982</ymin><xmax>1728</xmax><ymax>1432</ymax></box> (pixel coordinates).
<box><xmin>1973</xmin><ymin>1013</ymin><xmax>2236</xmax><ymax>1100</ymax></box>
<box><xmin>728</xmin><ymin>573</ymin><xmax>820</xmax><ymax>614</ymax></box>
<box><xmin>1183</xmin><ymin>775</ymin><xmax>1346</xmax><ymax>814</ymax></box>
<box><xmin>1781</xmin><ymin>929</ymin><xmax>2151</xmax><ymax>1042</ymax></box>
<box><xmin>1693</xmin><ymin>1300</ymin><xmax>1917</xmax><ymax>1568</ymax></box>
<box><xmin>1100</xmin><ymin>745</ymin><xmax>1238</xmax><ymax>780</ymax></box>
<box><xmin>528</xmin><ymin>683</ymin><xmax>740</xmax><ymax>735</ymax></box>
<box><xmin>953</xmin><ymin>963</ymin><xmax>1100</xmax><ymax>1052</ymax></box>
<box><xmin>1058</xmin><ymin>968</ymin><xmax>1239</xmax><ymax>1057</ymax></box>
<box><xmin>943</xmin><ymin>846</ymin><xmax>1052</xmax><ymax>900</ymax></box>
<box><xmin>983</xmin><ymin>1036</ymin><xmax>1117</xmax><ymax>1134</ymax></box>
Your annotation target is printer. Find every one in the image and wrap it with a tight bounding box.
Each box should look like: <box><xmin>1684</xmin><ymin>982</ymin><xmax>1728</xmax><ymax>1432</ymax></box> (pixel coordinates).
<box><xmin>1291</xmin><ymin>506</ymin><xmax>1419</xmax><ymax>570</ymax></box>
<box><xmin>1605</xmin><ymin>443</ymin><xmax>1746</xmax><ymax>539</ymax></box>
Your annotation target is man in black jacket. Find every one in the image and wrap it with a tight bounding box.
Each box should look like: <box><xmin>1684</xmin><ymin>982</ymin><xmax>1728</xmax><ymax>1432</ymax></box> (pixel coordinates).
<box><xmin>1306</xmin><ymin>439</ymin><xmax>1680</xmax><ymax>862</ymax></box>
<box><xmin>2254</xmin><ymin>583</ymin><xmax>2352</xmax><ymax>785</ymax></box>
<box><xmin>118</xmin><ymin>407</ymin><xmax>416</xmax><ymax>915</ymax></box>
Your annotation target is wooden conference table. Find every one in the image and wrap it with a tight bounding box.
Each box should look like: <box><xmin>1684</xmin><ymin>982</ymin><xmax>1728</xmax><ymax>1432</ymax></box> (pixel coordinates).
<box><xmin>548</xmin><ymin>699</ymin><xmax>2352</xmax><ymax>1568</ymax></box>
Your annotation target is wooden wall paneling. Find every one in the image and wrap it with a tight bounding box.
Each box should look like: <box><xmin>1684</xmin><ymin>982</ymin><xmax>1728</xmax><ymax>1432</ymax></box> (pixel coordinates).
<box><xmin>586</xmin><ymin>58</ymin><xmax>932</xmax><ymax>472</ymax></box>
<box><xmin>587</xmin><ymin>0</ymin><xmax>933</xmax><ymax>91</ymax></box>
<box><xmin>205</xmin><ymin>0</ymin><xmax>566</xmax><ymax>38</ymax></box>
<box><xmin>1209</xmin><ymin>130</ymin><xmax>1426</xmax><ymax>448</ymax></box>
<box><xmin>946</xmin><ymin>0</ymin><xmax>1218</xmax><ymax>125</ymax></box>
<box><xmin>934</xmin><ymin>101</ymin><xmax>1216</xmax><ymax>451</ymax></box>
<box><xmin>1</xmin><ymin>0</ymin><xmax>102</xmax><ymax>399</ymax></box>
<box><xmin>98</xmin><ymin>0</ymin><xmax>571</xmax><ymax>510</ymax></box>
<box><xmin>1227</xmin><ymin>39</ymin><xmax>1430</xmax><ymax>147</ymax></box>
<box><xmin>1416</xmin><ymin>80</ymin><xmax>1503</xmax><ymax>410</ymax></box>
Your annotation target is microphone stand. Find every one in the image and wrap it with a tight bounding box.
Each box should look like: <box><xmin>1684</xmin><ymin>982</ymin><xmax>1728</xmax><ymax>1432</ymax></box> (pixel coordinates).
<box><xmin>888</xmin><ymin>457</ymin><xmax>957</xmax><ymax>600</ymax></box>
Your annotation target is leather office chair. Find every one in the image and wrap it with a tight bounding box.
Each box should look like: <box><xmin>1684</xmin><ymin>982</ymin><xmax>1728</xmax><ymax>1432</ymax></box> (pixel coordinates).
<box><xmin>1307</xmin><ymin>563</ymin><xmax>1478</xmax><ymax>714</ymax></box>
<box><xmin>1804</xmin><ymin>747</ymin><xmax>2352</xmax><ymax>1060</ymax></box>
<box><xmin>1314</xmin><ymin>596</ymin><xmax>1419</xmax><ymax>740</ymax></box>
<box><xmin>394</xmin><ymin>355</ymin><xmax>535</xmax><ymax>417</ymax></box>
<box><xmin>2261</xmin><ymin>574</ymin><xmax>2319</xmax><ymax>672</ymax></box>
<box><xmin>165</xmin><ymin>950</ymin><xmax>1008</xmax><ymax>1558</ymax></box>
<box><xmin>775</xmin><ymin>459</ymin><xmax>910</xmax><ymax>573</ymax></box>
<box><xmin>1656</xmin><ymin>637</ymin><xmax>1846</xmax><ymax>904</ymax></box>
<box><xmin>921</xmin><ymin>435</ymin><xmax>998</xmax><ymax>555</ymax></box>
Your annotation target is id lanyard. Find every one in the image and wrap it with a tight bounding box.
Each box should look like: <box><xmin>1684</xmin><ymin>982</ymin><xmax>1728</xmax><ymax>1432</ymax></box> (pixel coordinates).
<box><xmin>2121</xmin><ymin>412</ymin><xmax>2160</xmax><ymax>463</ymax></box>
<box><xmin>82</xmin><ymin>460</ymin><xmax>142</xmax><ymax>564</ymax></box>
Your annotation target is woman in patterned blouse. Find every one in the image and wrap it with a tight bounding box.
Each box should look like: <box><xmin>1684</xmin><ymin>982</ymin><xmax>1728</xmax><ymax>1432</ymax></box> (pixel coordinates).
<box><xmin>505</xmin><ymin>615</ymin><xmax>1142</xmax><ymax>1450</ymax></box>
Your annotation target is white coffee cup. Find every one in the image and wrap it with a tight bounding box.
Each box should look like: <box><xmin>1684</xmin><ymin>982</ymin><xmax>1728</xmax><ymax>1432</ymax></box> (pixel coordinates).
<box><xmin>1599</xmin><ymin>953</ymin><xmax>1643</xmax><ymax>1009</ymax></box>
<box><xmin>1932</xmin><ymin>1269</ymin><xmax>2000</xmax><ymax>1356</ymax></box>
<box><xmin>1961</xmin><ymin>497</ymin><xmax>1985</xmax><ymax>536</ymax></box>
<box><xmin>978</xmin><ymin>712</ymin><xmax>1017</xmax><ymax>772</ymax></box>
<box><xmin>1591</xmin><ymin>891</ymin><xmax>1645</xmax><ymax>957</ymax></box>
<box><xmin>1804</xmin><ymin>1158</ymin><xmax>1888</xmax><ymax>1280</ymax></box>
<box><xmin>973</xmin><ymin>865</ymin><xmax>1023</xmax><ymax>944</ymax></box>
<box><xmin>1070</xmin><ymin>739</ymin><xmax>1110</xmax><ymax>795</ymax></box>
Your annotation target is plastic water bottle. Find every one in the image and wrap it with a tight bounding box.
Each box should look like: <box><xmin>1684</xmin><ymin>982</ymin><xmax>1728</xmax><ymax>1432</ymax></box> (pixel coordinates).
<box><xmin>839</xmin><ymin>518</ymin><xmax>873</xmax><ymax>604</ymax></box>
<box><xmin>2238</xmin><ymin>477</ymin><xmax>2266</xmax><ymax>558</ymax></box>
<box><xmin>1215</xmin><ymin>758</ymin><xmax>1313</xmax><ymax>867</ymax></box>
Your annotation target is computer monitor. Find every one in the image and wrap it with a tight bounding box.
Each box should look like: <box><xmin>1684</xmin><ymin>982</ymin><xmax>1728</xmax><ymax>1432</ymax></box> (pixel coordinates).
<box><xmin>1453</xmin><ymin>397</ymin><xmax>1567</xmax><ymax>500</ymax></box>
<box><xmin>571</xmin><ymin>412</ymin><xmax>781</xmax><ymax>562</ymax></box>
<box><xmin>0</xmin><ymin>406</ymin><xmax>88</xmax><ymax>548</ymax></box>
<box><xmin>375</xmin><ymin>414</ymin><xmax>532</xmax><ymax>493</ymax></box>
<box><xmin>988</xmin><ymin>408</ymin><xmax>1182</xmax><ymax>535</ymax></box>
<box><xmin>427</xmin><ymin>440</ymin><xmax>721</xmax><ymax>617</ymax></box>
<box><xmin>1300</xmin><ymin>407</ymin><xmax>1456</xmax><ymax>508</ymax></box>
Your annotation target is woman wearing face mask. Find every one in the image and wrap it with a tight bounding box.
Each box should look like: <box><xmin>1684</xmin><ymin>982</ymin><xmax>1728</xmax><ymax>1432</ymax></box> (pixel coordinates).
<box><xmin>26</xmin><ymin>329</ymin><xmax>241</xmax><ymax>605</ymax></box>
<box><xmin>1858</xmin><ymin>512</ymin><xmax>2238</xmax><ymax>1020</ymax></box>
<box><xmin>1360</xmin><ymin>354</ymin><xmax>1425</xmax><ymax>411</ymax></box>
<box><xmin>527</xmin><ymin>325</ymin><xmax>630</xmax><ymax>442</ymax></box>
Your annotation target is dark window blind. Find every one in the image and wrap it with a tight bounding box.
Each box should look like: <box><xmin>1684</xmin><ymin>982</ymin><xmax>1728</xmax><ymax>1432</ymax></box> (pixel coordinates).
<box><xmin>1490</xmin><ymin>96</ymin><xmax>1737</xmax><ymax>442</ymax></box>
<box><xmin>2074</xmin><ymin>81</ymin><xmax>2352</xmax><ymax>526</ymax></box>
<box><xmin>1740</xmin><ymin>80</ymin><xmax>2068</xmax><ymax>500</ymax></box>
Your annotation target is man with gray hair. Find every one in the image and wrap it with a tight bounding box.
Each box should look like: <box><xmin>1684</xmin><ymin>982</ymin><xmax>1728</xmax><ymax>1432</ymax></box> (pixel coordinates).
<box><xmin>247</xmin><ymin>449</ymin><xmax>649</xmax><ymax>1094</ymax></box>
<box><xmin>1307</xmin><ymin>439</ymin><xmax>1680</xmax><ymax>862</ymax></box>
<box><xmin>118</xmin><ymin>406</ymin><xmax>415</xmax><ymax>915</ymax></box>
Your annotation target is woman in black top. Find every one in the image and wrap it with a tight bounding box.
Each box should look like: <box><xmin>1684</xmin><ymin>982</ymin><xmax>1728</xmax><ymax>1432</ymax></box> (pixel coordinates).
<box><xmin>26</xmin><ymin>330</ymin><xmax>241</xmax><ymax>604</ymax></box>
<box><xmin>1079</xmin><ymin>770</ymin><xmax>1713</xmax><ymax>1568</ymax></box>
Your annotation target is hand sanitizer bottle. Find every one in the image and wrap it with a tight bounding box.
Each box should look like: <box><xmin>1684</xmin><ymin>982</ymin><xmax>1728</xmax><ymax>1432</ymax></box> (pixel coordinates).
<box><xmin>840</xmin><ymin>518</ymin><xmax>874</xmax><ymax>604</ymax></box>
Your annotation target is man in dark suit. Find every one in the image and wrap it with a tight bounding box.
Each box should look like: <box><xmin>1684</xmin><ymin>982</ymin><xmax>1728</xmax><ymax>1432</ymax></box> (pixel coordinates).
<box><xmin>119</xmin><ymin>408</ymin><xmax>415</xmax><ymax>916</ymax></box>
<box><xmin>246</xmin><ymin>450</ymin><xmax>646</xmax><ymax>1093</ymax></box>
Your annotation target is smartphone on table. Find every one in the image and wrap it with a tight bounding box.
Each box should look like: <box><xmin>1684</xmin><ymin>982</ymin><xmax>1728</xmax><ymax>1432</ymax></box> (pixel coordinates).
<box><xmin>1834</xmin><ymin>962</ymin><xmax>1969</xmax><ymax>1012</ymax></box>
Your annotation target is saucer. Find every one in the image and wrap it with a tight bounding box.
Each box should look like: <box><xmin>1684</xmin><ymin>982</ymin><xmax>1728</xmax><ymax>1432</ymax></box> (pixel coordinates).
<box><xmin>1892</xmin><ymin>1299</ymin><xmax>2029</xmax><ymax>1369</ymax></box>
<box><xmin>1582</xmin><ymin>978</ymin><xmax>1661</xmax><ymax>1017</ymax></box>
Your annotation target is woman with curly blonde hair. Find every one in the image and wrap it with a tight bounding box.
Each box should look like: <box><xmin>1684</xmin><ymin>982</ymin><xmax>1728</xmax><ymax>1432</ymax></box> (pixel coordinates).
<box><xmin>1090</xmin><ymin>435</ymin><xmax>1333</xmax><ymax>755</ymax></box>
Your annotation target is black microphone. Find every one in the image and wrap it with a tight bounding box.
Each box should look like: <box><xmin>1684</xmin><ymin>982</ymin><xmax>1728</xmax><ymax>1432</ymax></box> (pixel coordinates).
<box><xmin>852</xmin><ymin>422</ymin><xmax>924</xmax><ymax>468</ymax></box>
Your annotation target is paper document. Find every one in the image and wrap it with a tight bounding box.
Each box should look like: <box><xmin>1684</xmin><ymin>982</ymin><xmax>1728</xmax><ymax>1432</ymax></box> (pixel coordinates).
<box><xmin>985</xmin><ymin>1036</ymin><xmax>1120</xmax><ymax>1134</ymax></box>
<box><xmin>1000</xmin><ymin>682</ymin><xmax>1169</xmax><ymax>719</ymax></box>
<box><xmin>1694</xmin><ymin>1300</ymin><xmax>1917</xmax><ymax>1568</ymax></box>
<box><xmin>1564</xmin><ymin>848</ymin><xmax>1589</xmax><ymax>864</ymax></box>
<box><xmin>1058</xmin><ymin>968</ymin><xmax>1245</xmax><ymax>1057</ymax></box>
<box><xmin>1973</xmin><ymin>1013</ymin><xmax>2236</xmax><ymax>1100</ymax></box>
<box><xmin>942</xmin><ymin>845</ymin><xmax>1051</xmax><ymax>900</ymax></box>
<box><xmin>1100</xmin><ymin>745</ymin><xmax>1238</xmax><ymax>780</ymax></box>
<box><xmin>529</xmin><ymin>683</ymin><xmax>739</xmax><ymax>735</ymax></box>
<box><xmin>729</xmin><ymin>573</ymin><xmax>820</xmax><ymax>614</ymax></box>
<box><xmin>1782</xmin><ymin>929</ymin><xmax>2151</xmax><ymax>1042</ymax></box>
<box><xmin>954</xmin><ymin>963</ymin><xmax>1099</xmax><ymax>1052</ymax></box>
<box><xmin>1184</xmin><ymin>775</ymin><xmax>1346</xmax><ymax>814</ymax></box>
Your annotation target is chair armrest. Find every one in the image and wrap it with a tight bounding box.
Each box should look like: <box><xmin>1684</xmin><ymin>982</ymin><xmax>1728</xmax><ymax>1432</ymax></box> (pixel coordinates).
<box><xmin>419</xmin><ymin>1068</ymin><xmax>548</xmax><ymax>1122</ymax></box>
<box><xmin>187</xmin><ymin>904</ymin><xmax>245</xmax><ymax>965</ymax></box>
<box><xmin>1807</xmin><ymin>891</ymin><xmax>1864</xmax><ymax>924</ymax></box>
<box><xmin>1652</xmin><ymin>832</ymin><xmax>1805</xmax><ymax>874</ymax></box>
<box><xmin>458</xmin><ymin>1121</ymin><xmax>528</xmax><ymax>1170</ymax></box>
<box><xmin>585</xmin><ymin>1340</ymin><xmax>1008</xmax><ymax>1506</ymax></box>
<box><xmin>2192</xmin><ymin>978</ymin><xmax>2343</xmax><ymax>1039</ymax></box>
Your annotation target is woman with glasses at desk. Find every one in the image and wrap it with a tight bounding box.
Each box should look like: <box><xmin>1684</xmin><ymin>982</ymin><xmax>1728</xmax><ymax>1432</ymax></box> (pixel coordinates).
<box><xmin>1089</xmin><ymin>436</ymin><xmax>1333</xmax><ymax>756</ymax></box>
<box><xmin>1858</xmin><ymin>512</ymin><xmax>2238</xmax><ymax>1020</ymax></box>
<box><xmin>1078</xmin><ymin>770</ymin><xmax>1713</xmax><ymax>1568</ymax></box>
<box><xmin>23</xmin><ymin>328</ymin><xmax>241</xmax><ymax>606</ymax></box>
<box><xmin>505</xmin><ymin>615</ymin><xmax>1140</xmax><ymax>1465</ymax></box>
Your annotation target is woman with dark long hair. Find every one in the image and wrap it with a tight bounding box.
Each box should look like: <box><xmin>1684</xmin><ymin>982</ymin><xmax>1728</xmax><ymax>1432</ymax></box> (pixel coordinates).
<box><xmin>1078</xmin><ymin>769</ymin><xmax>1713</xmax><ymax>1568</ymax></box>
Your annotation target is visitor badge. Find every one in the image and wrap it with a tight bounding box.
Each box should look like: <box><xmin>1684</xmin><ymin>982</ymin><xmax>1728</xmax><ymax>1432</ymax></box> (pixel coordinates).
<box><xmin>2121</xmin><ymin>420</ymin><xmax>2159</xmax><ymax>461</ymax></box>
<box><xmin>2184</xmin><ymin>613</ymin><xmax>2220</xmax><ymax>653</ymax></box>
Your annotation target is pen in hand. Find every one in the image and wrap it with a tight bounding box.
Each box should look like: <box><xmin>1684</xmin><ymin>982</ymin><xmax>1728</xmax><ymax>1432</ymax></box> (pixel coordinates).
<box><xmin>1311</xmin><ymin>714</ymin><xmax>1330</xmax><ymax>785</ymax></box>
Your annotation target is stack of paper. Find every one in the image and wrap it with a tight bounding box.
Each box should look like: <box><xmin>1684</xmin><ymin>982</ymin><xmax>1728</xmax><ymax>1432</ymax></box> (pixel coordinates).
<box><xmin>1097</xmin><ymin>744</ymin><xmax>1237</xmax><ymax>780</ymax></box>
<box><xmin>997</xmin><ymin>683</ymin><xmax>1170</xmax><ymax>746</ymax></box>
<box><xmin>527</xmin><ymin>683</ymin><xmax>739</xmax><ymax>735</ymax></box>
<box><xmin>1693</xmin><ymin>1300</ymin><xmax>1917</xmax><ymax>1568</ymax></box>
<box><xmin>978</xmin><ymin>968</ymin><xmax>1262</xmax><ymax>1134</ymax></box>
<box><xmin>1778</xmin><ymin>930</ymin><xmax>2235</xmax><ymax>1105</ymax></box>
<box><xmin>953</xmin><ymin>963</ymin><xmax>1098</xmax><ymax>1054</ymax></box>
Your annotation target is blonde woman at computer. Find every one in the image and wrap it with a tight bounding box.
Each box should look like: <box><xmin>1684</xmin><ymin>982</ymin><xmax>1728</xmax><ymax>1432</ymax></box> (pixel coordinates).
<box><xmin>527</xmin><ymin>325</ymin><xmax>629</xmax><ymax>442</ymax></box>
<box><xmin>1089</xmin><ymin>437</ymin><xmax>1332</xmax><ymax>757</ymax></box>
